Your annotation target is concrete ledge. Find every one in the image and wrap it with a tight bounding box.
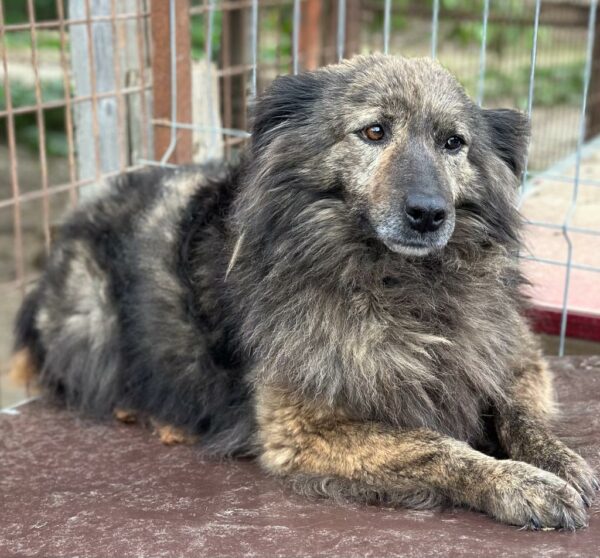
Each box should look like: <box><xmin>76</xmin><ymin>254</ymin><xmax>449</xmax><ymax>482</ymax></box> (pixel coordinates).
<box><xmin>2</xmin><ymin>356</ymin><xmax>600</xmax><ymax>557</ymax></box>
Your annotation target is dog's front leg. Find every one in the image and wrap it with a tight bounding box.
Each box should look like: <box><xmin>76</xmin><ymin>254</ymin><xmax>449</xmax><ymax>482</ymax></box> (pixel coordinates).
<box><xmin>256</xmin><ymin>385</ymin><xmax>588</xmax><ymax>529</ymax></box>
<box><xmin>496</xmin><ymin>354</ymin><xmax>599</xmax><ymax>506</ymax></box>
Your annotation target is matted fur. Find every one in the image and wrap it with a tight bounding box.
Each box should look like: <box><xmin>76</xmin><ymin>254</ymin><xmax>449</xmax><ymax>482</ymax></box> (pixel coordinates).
<box><xmin>13</xmin><ymin>55</ymin><xmax>597</xmax><ymax>527</ymax></box>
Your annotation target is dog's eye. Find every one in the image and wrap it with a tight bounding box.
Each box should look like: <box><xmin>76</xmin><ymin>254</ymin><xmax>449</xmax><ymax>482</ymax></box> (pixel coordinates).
<box><xmin>361</xmin><ymin>125</ymin><xmax>385</xmax><ymax>142</ymax></box>
<box><xmin>444</xmin><ymin>135</ymin><xmax>465</xmax><ymax>152</ymax></box>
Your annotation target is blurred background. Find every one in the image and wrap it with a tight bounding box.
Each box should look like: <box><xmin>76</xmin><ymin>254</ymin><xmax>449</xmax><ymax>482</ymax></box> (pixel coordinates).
<box><xmin>1</xmin><ymin>0</ymin><xmax>599</xmax><ymax>408</ymax></box>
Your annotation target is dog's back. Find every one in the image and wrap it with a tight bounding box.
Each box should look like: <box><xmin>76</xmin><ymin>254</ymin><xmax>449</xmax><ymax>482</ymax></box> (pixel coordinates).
<box><xmin>13</xmin><ymin>164</ymin><xmax>254</xmax><ymax>455</ymax></box>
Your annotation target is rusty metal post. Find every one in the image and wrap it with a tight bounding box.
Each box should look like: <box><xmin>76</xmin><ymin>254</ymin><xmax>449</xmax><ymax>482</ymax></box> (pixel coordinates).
<box><xmin>324</xmin><ymin>0</ymin><xmax>338</xmax><ymax>64</ymax></box>
<box><xmin>221</xmin><ymin>6</ymin><xmax>248</xmax><ymax>132</ymax></box>
<box><xmin>150</xmin><ymin>0</ymin><xmax>193</xmax><ymax>163</ymax></box>
<box><xmin>301</xmin><ymin>0</ymin><xmax>323</xmax><ymax>70</ymax></box>
<box><xmin>587</xmin><ymin>8</ymin><xmax>600</xmax><ymax>139</ymax></box>
<box><xmin>320</xmin><ymin>0</ymin><xmax>360</xmax><ymax>64</ymax></box>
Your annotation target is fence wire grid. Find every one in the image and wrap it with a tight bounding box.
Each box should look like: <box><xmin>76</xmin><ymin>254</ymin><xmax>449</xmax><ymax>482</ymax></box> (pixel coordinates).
<box><xmin>1</xmin><ymin>0</ymin><xmax>600</xmax><ymax>405</ymax></box>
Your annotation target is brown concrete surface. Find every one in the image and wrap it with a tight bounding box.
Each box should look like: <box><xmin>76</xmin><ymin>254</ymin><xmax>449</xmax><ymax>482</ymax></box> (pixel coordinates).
<box><xmin>1</xmin><ymin>356</ymin><xmax>599</xmax><ymax>557</ymax></box>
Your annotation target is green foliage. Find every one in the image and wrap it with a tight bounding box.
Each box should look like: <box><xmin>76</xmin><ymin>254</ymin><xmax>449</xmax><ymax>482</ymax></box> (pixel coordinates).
<box><xmin>442</xmin><ymin>0</ymin><xmax>537</xmax><ymax>55</ymax></box>
<box><xmin>190</xmin><ymin>11</ymin><xmax>223</xmax><ymax>61</ymax></box>
<box><xmin>0</xmin><ymin>79</ymin><xmax>68</xmax><ymax>156</ymax></box>
<box><xmin>4</xmin><ymin>0</ymin><xmax>57</xmax><ymax>23</ymax></box>
<box><xmin>5</xmin><ymin>31</ymin><xmax>62</xmax><ymax>50</ymax></box>
<box><xmin>0</xmin><ymin>79</ymin><xmax>65</xmax><ymax>111</ymax></box>
<box><xmin>470</xmin><ymin>62</ymin><xmax>585</xmax><ymax>110</ymax></box>
<box><xmin>260</xmin><ymin>8</ymin><xmax>292</xmax><ymax>68</ymax></box>
<box><xmin>367</xmin><ymin>0</ymin><xmax>412</xmax><ymax>32</ymax></box>
<box><xmin>532</xmin><ymin>64</ymin><xmax>586</xmax><ymax>107</ymax></box>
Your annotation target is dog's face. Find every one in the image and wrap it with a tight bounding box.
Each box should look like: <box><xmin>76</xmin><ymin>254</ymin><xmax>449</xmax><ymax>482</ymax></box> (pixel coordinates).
<box><xmin>251</xmin><ymin>55</ymin><xmax>529</xmax><ymax>256</ymax></box>
<box><xmin>323</xmin><ymin>60</ymin><xmax>472</xmax><ymax>256</ymax></box>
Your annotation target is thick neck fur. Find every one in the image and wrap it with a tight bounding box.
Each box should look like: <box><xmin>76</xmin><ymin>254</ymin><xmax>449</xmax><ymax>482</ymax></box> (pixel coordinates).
<box><xmin>227</xmin><ymin>150</ymin><xmax>528</xmax><ymax>443</ymax></box>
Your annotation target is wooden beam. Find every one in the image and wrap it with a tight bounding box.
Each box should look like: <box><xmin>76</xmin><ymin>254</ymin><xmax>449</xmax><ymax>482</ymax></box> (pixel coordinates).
<box><xmin>150</xmin><ymin>0</ymin><xmax>193</xmax><ymax>164</ymax></box>
<box><xmin>69</xmin><ymin>0</ymin><xmax>120</xmax><ymax>197</ymax></box>
<box><xmin>345</xmin><ymin>0</ymin><xmax>361</xmax><ymax>59</ymax></box>
<box><xmin>586</xmin><ymin>7</ymin><xmax>600</xmax><ymax>140</ymax></box>
<box><xmin>220</xmin><ymin>5</ymin><xmax>248</xmax><ymax>132</ymax></box>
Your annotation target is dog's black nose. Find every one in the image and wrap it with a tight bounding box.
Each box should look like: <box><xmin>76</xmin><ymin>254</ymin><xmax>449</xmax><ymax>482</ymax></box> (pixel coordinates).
<box><xmin>404</xmin><ymin>194</ymin><xmax>447</xmax><ymax>233</ymax></box>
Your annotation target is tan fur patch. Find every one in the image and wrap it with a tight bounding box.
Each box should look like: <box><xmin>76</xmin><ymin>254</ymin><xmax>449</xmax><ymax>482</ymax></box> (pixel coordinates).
<box><xmin>369</xmin><ymin>142</ymin><xmax>398</xmax><ymax>207</ymax></box>
<box><xmin>255</xmin><ymin>384</ymin><xmax>478</xmax><ymax>482</ymax></box>
<box><xmin>114</xmin><ymin>408</ymin><xmax>138</xmax><ymax>424</ymax></box>
<box><xmin>256</xmin><ymin>383</ymin><xmax>591</xmax><ymax>529</ymax></box>
<box><xmin>152</xmin><ymin>421</ymin><xmax>198</xmax><ymax>446</ymax></box>
<box><xmin>8</xmin><ymin>349</ymin><xmax>39</xmax><ymax>392</ymax></box>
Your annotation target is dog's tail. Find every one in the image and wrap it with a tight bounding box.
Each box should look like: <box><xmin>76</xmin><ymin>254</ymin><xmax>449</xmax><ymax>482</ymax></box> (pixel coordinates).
<box><xmin>10</xmin><ymin>288</ymin><xmax>44</xmax><ymax>390</ymax></box>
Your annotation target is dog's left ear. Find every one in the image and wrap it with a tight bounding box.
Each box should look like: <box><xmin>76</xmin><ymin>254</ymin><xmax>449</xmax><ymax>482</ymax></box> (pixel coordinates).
<box><xmin>250</xmin><ymin>72</ymin><xmax>323</xmax><ymax>153</ymax></box>
<box><xmin>481</xmin><ymin>109</ymin><xmax>530</xmax><ymax>178</ymax></box>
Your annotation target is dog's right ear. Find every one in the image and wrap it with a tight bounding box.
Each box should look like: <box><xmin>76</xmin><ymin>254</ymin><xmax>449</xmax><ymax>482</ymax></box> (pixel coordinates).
<box><xmin>250</xmin><ymin>72</ymin><xmax>322</xmax><ymax>152</ymax></box>
<box><xmin>481</xmin><ymin>108</ymin><xmax>530</xmax><ymax>179</ymax></box>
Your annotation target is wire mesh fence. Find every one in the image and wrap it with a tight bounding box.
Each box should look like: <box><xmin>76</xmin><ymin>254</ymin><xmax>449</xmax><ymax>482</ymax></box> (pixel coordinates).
<box><xmin>1</xmin><ymin>0</ymin><xmax>600</xmax><ymax>406</ymax></box>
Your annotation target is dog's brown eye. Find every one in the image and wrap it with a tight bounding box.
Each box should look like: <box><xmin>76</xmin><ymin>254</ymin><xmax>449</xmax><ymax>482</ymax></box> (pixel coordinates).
<box><xmin>362</xmin><ymin>125</ymin><xmax>385</xmax><ymax>142</ymax></box>
<box><xmin>444</xmin><ymin>135</ymin><xmax>464</xmax><ymax>152</ymax></box>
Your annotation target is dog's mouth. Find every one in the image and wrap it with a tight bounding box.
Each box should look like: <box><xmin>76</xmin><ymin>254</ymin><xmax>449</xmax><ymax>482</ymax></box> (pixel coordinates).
<box><xmin>382</xmin><ymin>238</ymin><xmax>447</xmax><ymax>257</ymax></box>
<box><xmin>365</xmin><ymin>213</ymin><xmax>455</xmax><ymax>258</ymax></box>
<box><xmin>374</xmin><ymin>215</ymin><xmax>456</xmax><ymax>258</ymax></box>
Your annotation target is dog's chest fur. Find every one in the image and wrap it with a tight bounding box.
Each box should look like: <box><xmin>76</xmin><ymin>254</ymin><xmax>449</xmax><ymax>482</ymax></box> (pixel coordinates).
<box><xmin>245</xmin><ymin>249</ymin><xmax>523</xmax><ymax>444</ymax></box>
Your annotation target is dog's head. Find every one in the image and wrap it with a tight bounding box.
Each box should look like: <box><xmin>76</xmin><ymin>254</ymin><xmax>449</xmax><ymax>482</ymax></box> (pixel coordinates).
<box><xmin>250</xmin><ymin>55</ymin><xmax>529</xmax><ymax>257</ymax></box>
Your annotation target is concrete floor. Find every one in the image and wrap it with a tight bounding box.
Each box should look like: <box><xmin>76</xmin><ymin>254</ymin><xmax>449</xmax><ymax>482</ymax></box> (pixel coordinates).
<box><xmin>2</xmin><ymin>356</ymin><xmax>600</xmax><ymax>557</ymax></box>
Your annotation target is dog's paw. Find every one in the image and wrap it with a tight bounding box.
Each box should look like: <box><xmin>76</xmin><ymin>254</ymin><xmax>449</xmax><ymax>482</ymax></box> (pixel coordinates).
<box><xmin>114</xmin><ymin>408</ymin><xmax>138</xmax><ymax>424</ymax></box>
<box><xmin>537</xmin><ymin>447</ymin><xmax>599</xmax><ymax>507</ymax></box>
<box><xmin>485</xmin><ymin>460</ymin><xmax>588</xmax><ymax>530</ymax></box>
<box><xmin>151</xmin><ymin>421</ymin><xmax>198</xmax><ymax>446</ymax></box>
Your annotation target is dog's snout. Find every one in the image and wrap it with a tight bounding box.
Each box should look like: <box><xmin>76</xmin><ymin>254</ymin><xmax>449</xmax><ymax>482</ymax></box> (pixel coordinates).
<box><xmin>404</xmin><ymin>194</ymin><xmax>448</xmax><ymax>233</ymax></box>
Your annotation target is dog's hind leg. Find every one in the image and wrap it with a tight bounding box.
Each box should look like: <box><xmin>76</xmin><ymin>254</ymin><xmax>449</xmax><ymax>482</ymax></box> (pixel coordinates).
<box><xmin>257</xmin><ymin>384</ymin><xmax>589</xmax><ymax>530</ymax></box>
<box><xmin>496</xmin><ymin>350</ymin><xmax>599</xmax><ymax>507</ymax></box>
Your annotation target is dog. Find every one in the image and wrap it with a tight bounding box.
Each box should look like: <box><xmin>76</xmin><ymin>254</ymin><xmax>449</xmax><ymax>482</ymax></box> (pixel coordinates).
<box><xmin>12</xmin><ymin>55</ymin><xmax>598</xmax><ymax>529</ymax></box>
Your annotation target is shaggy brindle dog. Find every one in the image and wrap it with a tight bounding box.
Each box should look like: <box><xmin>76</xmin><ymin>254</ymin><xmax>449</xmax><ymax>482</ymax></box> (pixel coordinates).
<box><xmin>12</xmin><ymin>55</ymin><xmax>598</xmax><ymax>529</ymax></box>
